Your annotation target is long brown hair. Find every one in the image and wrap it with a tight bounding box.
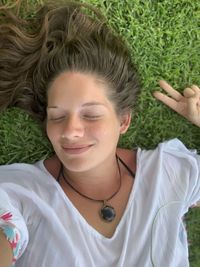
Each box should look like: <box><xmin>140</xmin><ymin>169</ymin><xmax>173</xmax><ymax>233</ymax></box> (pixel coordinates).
<box><xmin>0</xmin><ymin>0</ymin><xmax>140</xmax><ymax>125</ymax></box>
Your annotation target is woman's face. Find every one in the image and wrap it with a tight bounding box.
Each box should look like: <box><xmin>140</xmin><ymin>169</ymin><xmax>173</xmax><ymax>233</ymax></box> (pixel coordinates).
<box><xmin>46</xmin><ymin>71</ymin><xmax>131</xmax><ymax>172</ymax></box>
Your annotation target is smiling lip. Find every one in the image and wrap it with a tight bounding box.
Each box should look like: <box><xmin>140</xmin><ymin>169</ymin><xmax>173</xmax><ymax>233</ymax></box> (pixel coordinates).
<box><xmin>62</xmin><ymin>144</ymin><xmax>93</xmax><ymax>155</ymax></box>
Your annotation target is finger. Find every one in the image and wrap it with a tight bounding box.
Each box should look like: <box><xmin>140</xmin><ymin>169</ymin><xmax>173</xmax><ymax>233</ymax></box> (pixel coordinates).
<box><xmin>191</xmin><ymin>85</ymin><xmax>200</xmax><ymax>95</ymax></box>
<box><xmin>192</xmin><ymin>85</ymin><xmax>200</xmax><ymax>105</ymax></box>
<box><xmin>153</xmin><ymin>91</ymin><xmax>180</xmax><ymax>113</ymax></box>
<box><xmin>159</xmin><ymin>80</ymin><xmax>182</xmax><ymax>101</ymax></box>
<box><xmin>187</xmin><ymin>96</ymin><xmax>200</xmax><ymax>117</ymax></box>
<box><xmin>183</xmin><ymin>87</ymin><xmax>195</xmax><ymax>98</ymax></box>
<box><xmin>190</xmin><ymin>85</ymin><xmax>200</xmax><ymax>104</ymax></box>
<box><xmin>188</xmin><ymin>85</ymin><xmax>200</xmax><ymax>110</ymax></box>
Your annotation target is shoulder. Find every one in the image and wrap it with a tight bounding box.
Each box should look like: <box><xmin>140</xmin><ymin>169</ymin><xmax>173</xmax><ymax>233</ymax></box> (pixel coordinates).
<box><xmin>0</xmin><ymin>160</ymin><xmax>61</xmax><ymax>208</ymax></box>
<box><xmin>0</xmin><ymin>160</ymin><xmax>44</xmax><ymax>175</ymax></box>
<box><xmin>159</xmin><ymin>139</ymin><xmax>199</xmax><ymax>168</ymax></box>
<box><xmin>0</xmin><ymin>160</ymin><xmax>50</xmax><ymax>186</ymax></box>
<box><xmin>157</xmin><ymin>138</ymin><xmax>200</xmax><ymax>182</ymax></box>
<box><xmin>137</xmin><ymin>138</ymin><xmax>200</xmax><ymax>184</ymax></box>
<box><xmin>137</xmin><ymin>138</ymin><xmax>199</xmax><ymax>161</ymax></box>
<box><xmin>142</xmin><ymin>138</ymin><xmax>200</xmax><ymax>207</ymax></box>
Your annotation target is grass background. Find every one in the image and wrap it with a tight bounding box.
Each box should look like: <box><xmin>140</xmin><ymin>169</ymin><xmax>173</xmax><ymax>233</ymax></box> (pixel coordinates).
<box><xmin>0</xmin><ymin>0</ymin><xmax>199</xmax><ymax>265</ymax></box>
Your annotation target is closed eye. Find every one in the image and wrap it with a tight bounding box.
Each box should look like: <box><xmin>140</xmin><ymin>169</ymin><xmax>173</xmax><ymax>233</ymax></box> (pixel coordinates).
<box><xmin>48</xmin><ymin>116</ymin><xmax>65</xmax><ymax>121</ymax></box>
<box><xmin>83</xmin><ymin>115</ymin><xmax>102</xmax><ymax>120</ymax></box>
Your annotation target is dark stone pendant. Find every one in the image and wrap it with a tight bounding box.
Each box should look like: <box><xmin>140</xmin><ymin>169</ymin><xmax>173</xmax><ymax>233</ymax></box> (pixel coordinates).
<box><xmin>100</xmin><ymin>202</ymin><xmax>116</xmax><ymax>222</ymax></box>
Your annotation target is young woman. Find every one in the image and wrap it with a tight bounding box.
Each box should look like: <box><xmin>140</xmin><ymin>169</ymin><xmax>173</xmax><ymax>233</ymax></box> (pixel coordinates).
<box><xmin>0</xmin><ymin>1</ymin><xmax>199</xmax><ymax>267</ymax></box>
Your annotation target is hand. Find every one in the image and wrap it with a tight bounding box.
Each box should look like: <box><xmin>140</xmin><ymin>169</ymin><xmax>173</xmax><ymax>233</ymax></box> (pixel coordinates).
<box><xmin>153</xmin><ymin>80</ymin><xmax>200</xmax><ymax>127</ymax></box>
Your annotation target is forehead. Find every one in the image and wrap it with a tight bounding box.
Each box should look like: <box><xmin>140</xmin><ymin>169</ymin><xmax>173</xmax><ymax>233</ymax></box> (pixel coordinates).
<box><xmin>47</xmin><ymin>71</ymin><xmax>110</xmax><ymax>106</ymax></box>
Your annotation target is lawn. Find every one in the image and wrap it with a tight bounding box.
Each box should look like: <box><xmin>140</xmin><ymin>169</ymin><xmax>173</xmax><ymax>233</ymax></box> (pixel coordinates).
<box><xmin>0</xmin><ymin>0</ymin><xmax>200</xmax><ymax>265</ymax></box>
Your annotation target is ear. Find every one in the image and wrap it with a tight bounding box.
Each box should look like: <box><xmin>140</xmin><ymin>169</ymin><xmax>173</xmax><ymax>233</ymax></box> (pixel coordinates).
<box><xmin>119</xmin><ymin>112</ymin><xmax>132</xmax><ymax>134</ymax></box>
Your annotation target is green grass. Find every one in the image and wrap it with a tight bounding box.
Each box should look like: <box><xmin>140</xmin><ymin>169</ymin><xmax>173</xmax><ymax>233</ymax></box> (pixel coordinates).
<box><xmin>0</xmin><ymin>0</ymin><xmax>200</xmax><ymax>265</ymax></box>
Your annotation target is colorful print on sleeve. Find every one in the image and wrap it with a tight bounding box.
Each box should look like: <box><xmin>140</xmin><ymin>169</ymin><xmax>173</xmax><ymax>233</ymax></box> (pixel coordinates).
<box><xmin>0</xmin><ymin>209</ymin><xmax>26</xmax><ymax>266</ymax></box>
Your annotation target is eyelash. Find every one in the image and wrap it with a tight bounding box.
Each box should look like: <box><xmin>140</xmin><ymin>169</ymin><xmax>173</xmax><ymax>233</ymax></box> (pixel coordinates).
<box><xmin>49</xmin><ymin>116</ymin><xmax>65</xmax><ymax>121</ymax></box>
<box><xmin>48</xmin><ymin>115</ymin><xmax>102</xmax><ymax>121</ymax></box>
<box><xmin>83</xmin><ymin>115</ymin><xmax>102</xmax><ymax>120</ymax></box>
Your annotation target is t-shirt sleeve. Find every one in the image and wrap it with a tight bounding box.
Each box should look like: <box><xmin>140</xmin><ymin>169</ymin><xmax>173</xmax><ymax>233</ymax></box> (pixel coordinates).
<box><xmin>161</xmin><ymin>139</ymin><xmax>200</xmax><ymax>211</ymax></box>
<box><xmin>0</xmin><ymin>187</ymin><xmax>29</xmax><ymax>265</ymax></box>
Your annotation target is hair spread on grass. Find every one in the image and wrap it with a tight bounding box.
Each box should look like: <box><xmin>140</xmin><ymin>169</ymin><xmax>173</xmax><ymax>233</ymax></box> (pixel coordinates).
<box><xmin>0</xmin><ymin>0</ymin><xmax>140</xmax><ymax>125</ymax></box>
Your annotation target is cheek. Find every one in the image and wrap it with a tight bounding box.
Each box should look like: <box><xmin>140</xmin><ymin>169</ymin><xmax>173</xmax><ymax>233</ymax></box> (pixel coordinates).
<box><xmin>46</xmin><ymin>123</ymin><xmax>61</xmax><ymax>143</ymax></box>
<box><xmin>90</xmin><ymin>120</ymin><xmax>120</xmax><ymax>141</ymax></box>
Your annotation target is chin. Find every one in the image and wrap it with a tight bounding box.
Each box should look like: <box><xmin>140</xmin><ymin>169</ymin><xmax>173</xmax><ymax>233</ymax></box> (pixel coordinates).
<box><xmin>59</xmin><ymin>154</ymin><xmax>93</xmax><ymax>173</ymax></box>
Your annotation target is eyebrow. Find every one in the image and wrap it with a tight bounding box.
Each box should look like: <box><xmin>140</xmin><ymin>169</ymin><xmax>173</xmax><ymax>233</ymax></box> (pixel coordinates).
<box><xmin>82</xmin><ymin>102</ymin><xmax>106</xmax><ymax>107</ymax></box>
<box><xmin>47</xmin><ymin>102</ymin><xmax>106</xmax><ymax>109</ymax></box>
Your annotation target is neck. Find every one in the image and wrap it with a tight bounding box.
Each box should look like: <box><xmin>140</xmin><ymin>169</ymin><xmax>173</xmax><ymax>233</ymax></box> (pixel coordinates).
<box><xmin>61</xmin><ymin>153</ymin><xmax>120</xmax><ymax>199</ymax></box>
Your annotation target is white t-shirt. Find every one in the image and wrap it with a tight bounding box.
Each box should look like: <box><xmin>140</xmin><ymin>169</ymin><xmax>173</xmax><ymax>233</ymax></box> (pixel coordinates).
<box><xmin>0</xmin><ymin>139</ymin><xmax>199</xmax><ymax>267</ymax></box>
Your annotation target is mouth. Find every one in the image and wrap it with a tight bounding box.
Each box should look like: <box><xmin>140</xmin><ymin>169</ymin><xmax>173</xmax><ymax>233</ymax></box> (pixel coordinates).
<box><xmin>61</xmin><ymin>144</ymin><xmax>94</xmax><ymax>155</ymax></box>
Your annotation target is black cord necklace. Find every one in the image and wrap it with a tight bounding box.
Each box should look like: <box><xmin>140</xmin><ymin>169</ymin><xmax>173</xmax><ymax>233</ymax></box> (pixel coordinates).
<box><xmin>60</xmin><ymin>155</ymin><xmax>122</xmax><ymax>223</ymax></box>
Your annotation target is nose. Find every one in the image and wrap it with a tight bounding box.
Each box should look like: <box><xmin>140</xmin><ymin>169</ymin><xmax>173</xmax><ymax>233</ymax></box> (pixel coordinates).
<box><xmin>62</xmin><ymin>114</ymin><xmax>84</xmax><ymax>140</ymax></box>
